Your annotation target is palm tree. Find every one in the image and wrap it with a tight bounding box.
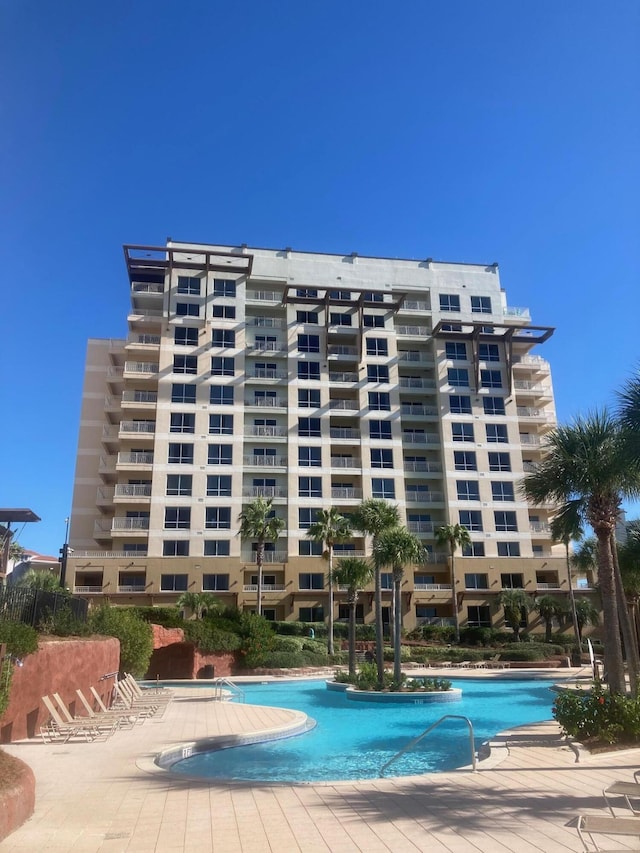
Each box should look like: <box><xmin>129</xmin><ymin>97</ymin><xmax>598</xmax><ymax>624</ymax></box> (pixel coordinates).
<box><xmin>435</xmin><ymin>524</ymin><xmax>471</xmax><ymax>644</ymax></box>
<box><xmin>574</xmin><ymin>597</ymin><xmax>600</xmax><ymax>637</ymax></box>
<box><xmin>176</xmin><ymin>591</ymin><xmax>220</xmax><ymax>620</ymax></box>
<box><xmin>535</xmin><ymin>594</ymin><xmax>568</xmax><ymax>643</ymax></box>
<box><xmin>17</xmin><ymin>569</ymin><xmax>62</xmax><ymax>592</ymax></box>
<box><xmin>498</xmin><ymin>588</ymin><xmax>533</xmax><ymax>641</ymax></box>
<box><xmin>522</xmin><ymin>411</ymin><xmax>640</xmax><ymax>695</ymax></box>
<box><xmin>238</xmin><ymin>497</ymin><xmax>285</xmax><ymax>617</ymax></box>
<box><xmin>306</xmin><ymin>508</ymin><xmax>352</xmax><ymax>655</ymax></box>
<box><xmin>373</xmin><ymin>527</ymin><xmax>424</xmax><ymax>683</ymax></box>
<box><xmin>550</xmin><ymin>508</ymin><xmax>583</xmax><ymax>656</ymax></box>
<box><xmin>329</xmin><ymin>557</ymin><xmax>373</xmax><ymax>677</ymax></box>
<box><xmin>353</xmin><ymin>499</ymin><xmax>401</xmax><ymax>686</ymax></box>
<box><xmin>618</xmin><ymin>523</ymin><xmax>640</xmax><ymax>654</ymax></box>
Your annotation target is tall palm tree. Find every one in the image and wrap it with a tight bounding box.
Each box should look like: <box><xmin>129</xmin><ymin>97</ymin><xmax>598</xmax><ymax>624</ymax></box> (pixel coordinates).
<box><xmin>498</xmin><ymin>588</ymin><xmax>533</xmax><ymax>642</ymax></box>
<box><xmin>373</xmin><ymin>527</ymin><xmax>424</xmax><ymax>683</ymax></box>
<box><xmin>353</xmin><ymin>499</ymin><xmax>401</xmax><ymax>686</ymax></box>
<box><xmin>574</xmin><ymin>597</ymin><xmax>600</xmax><ymax>637</ymax></box>
<box><xmin>306</xmin><ymin>507</ymin><xmax>352</xmax><ymax>655</ymax></box>
<box><xmin>618</xmin><ymin>523</ymin><xmax>640</xmax><ymax>654</ymax></box>
<box><xmin>176</xmin><ymin>591</ymin><xmax>220</xmax><ymax>620</ymax></box>
<box><xmin>238</xmin><ymin>497</ymin><xmax>285</xmax><ymax>617</ymax></box>
<box><xmin>522</xmin><ymin>411</ymin><xmax>640</xmax><ymax>694</ymax></box>
<box><xmin>550</xmin><ymin>507</ymin><xmax>584</xmax><ymax>655</ymax></box>
<box><xmin>329</xmin><ymin>557</ymin><xmax>373</xmax><ymax>677</ymax></box>
<box><xmin>17</xmin><ymin>569</ymin><xmax>62</xmax><ymax>592</ymax></box>
<box><xmin>535</xmin><ymin>594</ymin><xmax>568</xmax><ymax>643</ymax></box>
<box><xmin>434</xmin><ymin>524</ymin><xmax>471</xmax><ymax>644</ymax></box>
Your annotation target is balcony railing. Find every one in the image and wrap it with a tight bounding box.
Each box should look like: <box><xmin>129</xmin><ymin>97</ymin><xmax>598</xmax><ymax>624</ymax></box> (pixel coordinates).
<box><xmin>117</xmin><ymin>452</ymin><xmax>154</xmax><ymax>465</ymax></box>
<box><xmin>407</xmin><ymin>521</ymin><xmax>435</xmax><ymax>533</ymax></box>
<box><xmin>243</xmin><ymin>455</ymin><xmax>288</xmax><ymax>467</ymax></box>
<box><xmin>242</xmin><ymin>486</ymin><xmax>287</xmax><ymax>498</ymax></box>
<box><xmin>114</xmin><ymin>484</ymin><xmax>152</xmax><ymax>498</ymax></box>
<box><xmin>517</xmin><ymin>407</ymin><xmax>550</xmax><ymax>419</ymax></box>
<box><xmin>241</xmin><ymin>552</ymin><xmax>288</xmax><ymax>563</ymax></box>
<box><xmin>74</xmin><ymin>585</ymin><xmax>103</xmax><ymax>594</ymax></box>
<box><xmin>416</xmin><ymin>617</ymin><xmax>456</xmax><ymax>626</ymax></box>
<box><xmin>399</xmin><ymin>300</ymin><xmax>430</xmax><ymax>311</ymax></box>
<box><xmin>536</xmin><ymin>583</ymin><xmax>561</xmax><ymax>590</ymax></box>
<box><xmin>401</xmin><ymin>404</ymin><xmax>438</xmax><ymax>416</ymax></box>
<box><xmin>514</xmin><ymin>380</ymin><xmax>550</xmax><ymax>393</ymax></box>
<box><xmin>404</xmin><ymin>460</ymin><xmax>442</xmax><ymax>473</ymax></box>
<box><xmin>248</xmin><ymin>317</ymin><xmax>284</xmax><ymax>328</ymax></box>
<box><xmin>246</xmin><ymin>290</ymin><xmax>282</xmax><ymax>302</ymax></box>
<box><xmin>513</xmin><ymin>354</ymin><xmax>548</xmax><ymax>369</ymax></box>
<box><xmin>124</xmin><ymin>361</ymin><xmax>159</xmax><ymax>375</ymax></box>
<box><xmin>131</xmin><ymin>282</ymin><xmax>163</xmax><ymax>294</ymax></box>
<box><xmin>503</xmin><ymin>306</ymin><xmax>531</xmax><ymax>320</ymax></box>
<box><xmin>402</xmin><ymin>433</ymin><xmax>439</xmax><ymax>444</ymax></box>
<box><xmin>530</xmin><ymin>521</ymin><xmax>551</xmax><ymax>534</ymax></box>
<box><xmin>396</xmin><ymin>325</ymin><xmax>430</xmax><ymax>336</ymax></box>
<box><xmin>249</xmin><ymin>369</ymin><xmax>287</xmax><ymax>380</ymax></box>
<box><xmin>522</xmin><ymin>461</ymin><xmax>537</xmax><ymax>473</ymax></box>
<box><xmin>328</xmin><ymin>345</ymin><xmax>358</xmax><ymax>357</ymax></box>
<box><xmin>127</xmin><ymin>334</ymin><xmax>161</xmax><ymax>345</ymax></box>
<box><xmin>406</xmin><ymin>491</ymin><xmax>443</xmax><ymax>503</ymax></box>
<box><xmin>128</xmin><ymin>308</ymin><xmax>163</xmax><ymax>319</ymax></box>
<box><xmin>331</xmin><ymin>487</ymin><xmax>362</xmax><ymax>500</ymax></box>
<box><xmin>414</xmin><ymin>583</ymin><xmax>452</xmax><ymax>591</ymax></box>
<box><xmin>248</xmin><ymin>341</ymin><xmax>286</xmax><ymax>353</ymax></box>
<box><xmin>331</xmin><ymin>456</ymin><xmax>361</xmax><ymax>468</ymax></box>
<box><xmin>245</xmin><ymin>426</ymin><xmax>287</xmax><ymax>437</ymax></box>
<box><xmin>121</xmin><ymin>390</ymin><xmax>158</xmax><ymax>404</ymax></box>
<box><xmin>330</xmin><ymin>428</ymin><xmax>360</xmax><ymax>440</ymax></box>
<box><xmin>112</xmin><ymin>518</ymin><xmax>150</xmax><ymax>531</ymax></box>
<box><xmin>329</xmin><ymin>372</ymin><xmax>359</xmax><ymax>383</ymax></box>
<box><xmin>398</xmin><ymin>351</ymin><xmax>432</xmax><ymax>363</ymax></box>
<box><xmin>328</xmin><ymin>400</ymin><xmax>359</xmax><ymax>411</ymax></box>
<box><xmin>399</xmin><ymin>377</ymin><xmax>437</xmax><ymax>389</ymax></box>
<box><xmin>333</xmin><ymin>549</ymin><xmax>366</xmax><ymax>557</ymax></box>
<box><xmin>118</xmin><ymin>585</ymin><xmax>147</xmax><ymax>593</ymax></box>
<box><xmin>120</xmin><ymin>421</ymin><xmax>156</xmax><ymax>433</ymax></box>
<box><xmin>519</xmin><ymin>435</ymin><xmax>541</xmax><ymax>446</ymax></box>
<box><xmin>242</xmin><ymin>584</ymin><xmax>287</xmax><ymax>592</ymax></box>
<box><xmin>245</xmin><ymin>397</ymin><xmax>288</xmax><ymax>408</ymax></box>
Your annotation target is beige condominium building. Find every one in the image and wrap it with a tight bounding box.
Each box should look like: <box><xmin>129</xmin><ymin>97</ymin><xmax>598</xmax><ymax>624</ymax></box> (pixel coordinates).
<box><xmin>68</xmin><ymin>240</ymin><xmax>587</xmax><ymax>635</ymax></box>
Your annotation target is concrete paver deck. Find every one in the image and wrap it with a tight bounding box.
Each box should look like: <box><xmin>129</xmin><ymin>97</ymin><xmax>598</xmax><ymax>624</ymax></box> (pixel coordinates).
<box><xmin>4</xmin><ymin>673</ymin><xmax>640</xmax><ymax>853</ymax></box>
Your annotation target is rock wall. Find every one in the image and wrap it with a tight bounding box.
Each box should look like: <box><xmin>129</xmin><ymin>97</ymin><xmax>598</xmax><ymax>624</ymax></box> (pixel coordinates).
<box><xmin>0</xmin><ymin>752</ymin><xmax>35</xmax><ymax>843</ymax></box>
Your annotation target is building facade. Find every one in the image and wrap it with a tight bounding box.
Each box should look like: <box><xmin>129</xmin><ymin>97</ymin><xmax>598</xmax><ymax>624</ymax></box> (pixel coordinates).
<box><xmin>68</xmin><ymin>240</ymin><xmax>583</xmax><ymax>634</ymax></box>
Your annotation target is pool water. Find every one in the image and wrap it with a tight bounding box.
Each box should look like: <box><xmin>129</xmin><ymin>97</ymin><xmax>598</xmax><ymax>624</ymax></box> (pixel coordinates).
<box><xmin>170</xmin><ymin>678</ymin><xmax>557</xmax><ymax>783</ymax></box>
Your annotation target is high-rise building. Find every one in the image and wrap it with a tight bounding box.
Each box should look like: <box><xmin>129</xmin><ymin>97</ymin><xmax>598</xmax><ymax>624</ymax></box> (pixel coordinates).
<box><xmin>68</xmin><ymin>240</ymin><xmax>575</xmax><ymax>634</ymax></box>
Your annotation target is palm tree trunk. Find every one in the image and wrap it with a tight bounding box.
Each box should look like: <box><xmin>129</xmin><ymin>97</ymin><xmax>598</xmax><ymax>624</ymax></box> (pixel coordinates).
<box><xmin>595</xmin><ymin>528</ymin><xmax>626</xmax><ymax>694</ymax></box>
<box><xmin>565</xmin><ymin>542</ymin><xmax>582</xmax><ymax>649</ymax></box>
<box><xmin>327</xmin><ymin>546</ymin><xmax>334</xmax><ymax>656</ymax></box>
<box><xmin>374</xmin><ymin>565</ymin><xmax>384</xmax><ymax>688</ymax></box>
<box><xmin>611</xmin><ymin>531</ymin><xmax>640</xmax><ymax>696</ymax></box>
<box><xmin>348</xmin><ymin>593</ymin><xmax>357</xmax><ymax>678</ymax></box>
<box><xmin>256</xmin><ymin>541</ymin><xmax>264</xmax><ymax>616</ymax></box>
<box><xmin>450</xmin><ymin>546</ymin><xmax>460</xmax><ymax>643</ymax></box>
<box><xmin>389</xmin><ymin>585</ymin><xmax>395</xmax><ymax>655</ymax></box>
<box><xmin>393</xmin><ymin>573</ymin><xmax>403</xmax><ymax>683</ymax></box>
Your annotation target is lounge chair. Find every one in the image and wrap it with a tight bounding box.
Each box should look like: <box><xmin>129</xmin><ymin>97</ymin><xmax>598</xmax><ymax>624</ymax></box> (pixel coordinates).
<box><xmin>576</xmin><ymin>814</ymin><xmax>640</xmax><ymax>850</ymax></box>
<box><xmin>453</xmin><ymin>661</ymin><xmax>472</xmax><ymax>668</ymax></box>
<box><xmin>75</xmin><ymin>689</ymin><xmax>141</xmax><ymax>728</ymax></box>
<box><xmin>124</xmin><ymin>673</ymin><xmax>174</xmax><ymax>697</ymax></box>
<box><xmin>603</xmin><ymin>772</ymin><xmax>640</xmax><ymax>816</ymax></box>
<box><xmin>40</xmin><ymin>696</ymin><xmax>103</xmax><ymax>743</ymax></box>
<box><xmin>487</xmin><ymin>655</ymin><xmax>511</xmax><ymax>669</ymax></box>
<box><xmin>114</xmin><ymin>680</ymin><xmax>166</xmax><ymax>716</ymax></box>
<box><xmin>52</xmin><ymin>693</ymin><xmax>121</xmax><ymax>736</ymax></box>
<box><xmin>469</xmin><ymin>660</ymin><xmax>487</xmax><ymax>669</ymax></box>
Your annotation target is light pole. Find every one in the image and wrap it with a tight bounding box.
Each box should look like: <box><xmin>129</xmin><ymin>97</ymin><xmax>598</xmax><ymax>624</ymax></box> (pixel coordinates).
<box><xmin>59</xmin><ymin>516</ymin><xmax>70</xmax><ymax>588</ymax></box>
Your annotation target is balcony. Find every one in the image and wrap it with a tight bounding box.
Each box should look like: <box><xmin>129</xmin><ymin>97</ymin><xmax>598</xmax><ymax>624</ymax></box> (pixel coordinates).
<box><xmin>402</xmin><ymin>432</ymin><xmax>439</xmax><ymax>445</ymax></box>
<box><xmin>123</xmin><ymin>361</ymin><xmax>159</xmax><ymax>377</ymax></box>
<box><xmin>120</xmin><ymin>421</ymin><xmax>156</xmax><ymax>436</ymax></box>
<box><xmin>329</xmin><ymin>372</ymin><xmax>359</xmax><ymax>383</ymax></box>
<box><xmin>244</xmin><ymin>426</ymin><xmax>287</xmax><ymax>437</ymax></box>
<box><xmin>248</xmin><ymin>368</ymin><xmax>288</xmax><ymax>380</ymax></box>
<box><xmin>121</xmin><ymin>390</ymin><xmax>157</xmax><ymax>406</ymax></box>
<box><xmin>244</xmin><ymin>397</ymin><xmax>288</xmax><ymax>408</ymax></box>
<box><xmin>329</xmin><ymin>428</ymin><xmax>360</xmax><ymax>440</ymax></box>
<box><xmin>74</xmin><ymin>585</ymin><xmax>103</xmax><ymax>594</ymax></box>
<box><xmin>331</xmin><ymin>487</ymin><xmax>362</xmax><ymax>500</ymax></box>
<box><xmin>414</xmin><ymin>583</ymin><xmax>452</xmax><ymax>591</ymax></box>
<box><xmin>536</xmin><ymin>583</ymin><xmax>561</xmax><ymax>591</ymax></box>
<box><xmin>396</xmin><ymin>325</ymin><xmax>430</xmax><ymax>337</ymax></box>
<box><xmin>126</xmin><ymin>334</ymin><xmax>161</xmax><ymax>351</ymax></box>
<box><xmin>399</xmin><ymin>300</ymin><xmax>430</xmax><ymax>312</ymax></box>
<box><xmin>530</xmin><ymin>521</ymin><xmax>551</xmax><ymax>534</ymax></box>
<box><xmin>247</xmin><ymin>341</ymin><xmax>287</xmax><ymax>354</ymax></box>
<box><xmin>514</xmin><ymin>380</ymin><xmax>551</xmax><ymax>395</ymax></box>
<box><xmin>328</xmin><ymin>345</ymin><xmax>358</xmax><ymax>358</ymax></box>
<box><xmin>416</xmin><ymin>617</ymin><xmax>456</xmax><ymax>627</ymax></box>
<box><xmin>96</xmin><ymin>487</ymin><xmax>114</xmax><ymax>505</ymax></box>
<box><xmin>519</xmin><ymin>434</ymin><xmax>541</xmax><ymax>446</ymax></box>
<box><xmin>328</xmin><ymin>400</ymin><xmax>359</xmax><ymax>412</ymax></box>
<box><xmin>127</xmin><ymin>308</ymin><xmax>163</xmax><ymax>323</ymax></box>
<box><xmin>513</xmin><ymin>354</ymin><xmax>549</xmax><ymax>370</ymax></box>
<box><xmin>517</xmin><ymin>407</ymin><xmax>552</xmax><ymax>421</ymax></box>
<box><xmin>243</xmin><ymin>584</ymin><xmax>287</xmax><ymax>592</ymax></box>
<box><xmin>114</xmin><ymin>484</ymin><xmax>152</xmax><ymax>498</ymax></box>
<box><xmin>117</xmin><ymin>451</ymin><xmax>154</xmax><ymax>466</ymax></box>
<box><xmin>248</xmin><ymin>317</ymin><xmax>284</xmax><ymax>328</ymax></box>
<box><xmin>241</xmin><ymin>551</ymin><xmax>288</xmax><ymax>563</ymax></box>
<box><xmin>407</xmin><ymin>521</ymin><xmax>435</xmax><ymax>533</ymax></box>
<box><xmin>243</xmin><ymin>455</ymin><xmax>288</xmax><ymax>467</ymax></box>
<box><xmin>406</xmin><ymin>491</ymin><xmax>443</xmax><ymax>503</ymax></box>
<box><xmin>399</xmin><ymin>377</ymin><xmax>437</xmax><ymax>390</ymax></box>
<box><xmin>503</xmin><ymin>306</ymin><xmax>531</xmax><ymax>321</ymax></box>
<box><xmin>118</xmin><ymin>585</ymin><xmax>147</xmax><ymax>594</ymax></box>
<box><xmin>404</xmin><ymin>460</ymin><xmax>442</xmax><ymax>474</ymax></box>
<box><xmin>242</xmin><ymin>486</ymin><xmax>287</xmax><ymax>498</ymax></box>
<box><xmin>334</xmin><ymin>550</ymin><xmax>366</xmax><ymax>558</ymax></box>
<box><xmin>401</xmin><ymin>404</ymin><xmax>438</xmax><ymax>417</ymax></box>
<box><xmin>131</xmin><ymin>282</ymin><xmax>163</xmax><ymax>295</ymax></box>
<box><xmin>99</xmin><ymin>455</ymin><xmax>117</xmax><ymax>475</ymax></box>
<box><xmin>398</xmin><ymin>351</ymin><xmax>433</xmax><ymax>365</ymax></box>
<box><xmin>331</xmin><ymin>456</ymin><xmax>361</xmax><ymax>468</ymax></box>
<box><xmin>246</xmin><ymin>290</ymin><xmax>282</xmax><ymax>303</ymax></box>
<box><xmin>112</xmin><ymin>517</ymin><xmax>150</xmax><ymax>532</ymax></box>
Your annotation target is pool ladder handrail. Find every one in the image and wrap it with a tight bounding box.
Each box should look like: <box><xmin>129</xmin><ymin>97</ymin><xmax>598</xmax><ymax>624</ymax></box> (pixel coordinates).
<box><xmin>379</xmin><ymin>714</ymin><xmax>477</xmax><ymax>777</ymax></box>
<box><xmin>212</xmin><ymin>676</ymin><xmax>245</xmax><ymax>703</ymax></box>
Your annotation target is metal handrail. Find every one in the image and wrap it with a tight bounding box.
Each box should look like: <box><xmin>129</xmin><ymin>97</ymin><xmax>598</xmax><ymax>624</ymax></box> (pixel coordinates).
<box><xmin>379</xmin><ymin>714</ymin><xmax>476</xmax><ymax>777</ymax></box>
<box><xmin>212</xmin><ymin>677</ymin><xmax>245</xmax><ymax>703</ymax></box>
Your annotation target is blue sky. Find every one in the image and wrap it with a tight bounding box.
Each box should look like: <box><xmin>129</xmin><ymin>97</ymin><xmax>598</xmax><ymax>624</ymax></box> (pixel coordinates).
<box><xmin>1</xmin><ymin>0</ymin><xmax>638</xmax><ymax>555</ymax></box>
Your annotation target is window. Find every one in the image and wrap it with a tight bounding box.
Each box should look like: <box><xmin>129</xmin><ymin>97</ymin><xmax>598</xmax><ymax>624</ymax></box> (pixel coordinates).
<box><xmin>254</xmin><ymin>334</ymin><xmax>278</xmax><ymax>350</ymax></box>
<box><xmin>299</xmin><ymin>508</ymin><xmax>320</xmax><ymax>529</ymax></box>
<box><xmin>165</xmin><ymin>507</ymin><xmax>191</xmax><ymax>529</ymax></box>
<box><xmin>492</xmin><ymin>482</ymin><xmax>515</xmax><ymax>502</ymax></box>
<box><xmin>445</xmin><ymin>342</ymin><xmax>467</xmax><ymax>360</ymax></box>
<box><xmin>162</xmin><ymin>541</ymin><xmax>189</xmax><ymax>557</ymax></box>
<box><xmin>498</xmin><ymin>542</ymin><xmax>521</xmax><ymax>557</ymax></box>
<box><xmin>372</xmin><ymin>478</ymin><xmax>395</xmax><ymax>499</ymax></box>
<box><xmin>494</xmin><ymin>511</ymin><xmax>518</xmax><ymax>531</ymax></box>
<box><xmin>160</xmin><ymin>573</ymin><xmax>189</xmax><ymax>590</ymax></box>
<box><xmin>371</xmin><ymin>448</ymin><xmax>393</xmax><ymax>468</ymax></box>
<box><xmin>381</xmin><ymin>573</ymin><xmax>393</xmax><ymax>590</ymax></box>
<box><xmin>464</xmin><ymin>573</ymin><xmax>489</xmax><ymax>589</ymax></box>
<box><xmin>363</xmin><ymin>314</ymin><xmax>385</xmax><ymax>328</ymax></box>
<box><xmin>406</xmin><ymin>484</ymin><xmax>431</xmax><ymax>498</ymax></box>
<box><xmin>209</xmin><ymin>386</ymin><xmax>234</xmax><ymax>405</ymax></box>
<box><xmin>170</xmin><ymin>412</ymin><xmax>195</xmax><ymax>433</ymax></box>
<box><xmin>171</xmin><ymin>383</ymin><xmax>196</xmax><ymax>404</ymax></box>
<box><xmin>462</xmin><ymin>542</ymin><xmax>486</xmax><ymax>557</ymax></box>
<box><xmin>177</xmin><ymin>276</ymin><xmax>200</xmax><ymax>295</ymax></box>
<box><xmin>467</xmin><ymin>606</ymin><xmax>491</xmax><ymax>628</ymax></box>
<box><xmin>173</xmin><ymin>355</ymin><xmax>197</xmax><ymax>375</ymax></box>
<box><xmin>416</xmin><ymin>605</ymin><xmax>437</xmax><ymax>619</ymax></box>
<box><xmin>459</xmin><ymin>510</ymin><xmax>483</xmax><ymax>531</ymax></box>
<box><xmin>209</xmin><ymin>414</ymin><xmax>233</xmax><ymax>435</ymax></box>
<box><xmin>454</xmin><ymin>451</ymin><xmax>477</xmax><ymax>471</ymax></box>
<box><xmin>369</xmin><ymin>420</ymin><xmax>392</xmax><ymax>440</ymax></box>
<box><xmin>329</xmin><ymin>289</ymin><xmax>352</xmax><ymax>300</ymax></box>
<box><xmin>481</xmin><ymin>370</ymin><xmax>502</xmax><ymax>389</ymax></box>
<box><xmin>166</xmin><ymin>474</ymin><xmax>192</xmax><ymax>496</ymax></box>
<box><xmin>176</xmin><ymin>302</ymin><xmax>200</xmax><ymax>317</ymax></box>
<box><xmin>212</xmin><ymin>329</ymin><xmax>235</xmax><ymax>347</ymax></box>
<box><xmin>208</xmin><ymin>444</ymin><xmax>232</xmax><ymax>465</ymax></box>
<box><xmin>299</xmin><ymin>477</ymin><xmax>322</xmax><ymax>498</ymax></box>
<box><xmin>366</xmin><ymin>338</ymin><xmax>388</xmax><ymax>356</ymax></box>
<box><xmin>330</xmin><ymin>312</ymin><xmax>352</xmax><ymax>326</ymax></box>
<box><xmin>486</xmin><ymin>423</ymin><xmax>508</xmax><ymax>443</ymax></box>
<box><xmin>481</xmin><ymin>325</ymin><xmax>494</xmax><ymax>334</ymax></box>
<box><xmin>168</xmin><ymin>443</ymin><xmax>193</xmax><ymax>464</ymax></box>
<box><xmin>212</xmin><ymin>304</ymin><xmax>236</xmax><ymax>319</ymax></box>
<box><xmin>500</xmin><ymin>573</ymin><xmax>524</xmax><ymax>588</ymax></box>
<box><xmin>488</xmin><ymin>452</ymin><xmax>511</xmax><ymax>471</ymax></box>
<box><xmin>299</xmin><ymin>540</ymin><xmax>323</xmax><ymax>556</ymax></box>
<box><xmin>450</xmin><ymin>395</ymin><xmax>472</xmax><ymax>415</ymax></box>
<box><xmin>483</xmin><ymin>397</ymin><xmax>506</xmax><ymax>416</ymax></box>
<box><xmin>298</xmin><ymin>389</ymin><xmax>320</xmax><ymax>408</ymax></box>
<box><xmin>299</xmin><ymin>447</ymin><xmax>321</xmax><ymax>466</ymax></box>
<box><xmin>479</xmin><ymin>343</ymin><xmax>500</xmax><ymax>362</ymax></box>
<box><xmin>297</xmin><ymin>310</ymin><xmax>318</xmax><ymax>324</ymax></box>
<box><xmin>448</xmin><ymin>368</ymin><xmax>469</xmax><ymax>388</ymax></box>
<box><xmin>457</xmin><ymin>480</ymin><xmax>480</xmax><ymax>501</ymax></box>
<box><xmin>298</xmin><ymin>417</ymin><xmax>321</xmax><ymax>437</ymax></box>
<box><xmin>297</xmin><ymin>288</ymin><xmax>318</xmax><ymax>298</ymax></box>
<box><xmin>441</xmin><ymin>323</ymin><xmax>462</xmax><ymax>332</ymax></box>
<box><xmin>213</xmin><ymin>279</ymin><xmax>236</xmax><ymax>297</ymax></box>
<box><xmin>254</xmin><ymin>390</ymin><xmax>276</xmax><ymax>405</ymax></box>
<box><xmin>205</xmin><ymin>507</ymin><xmax>231</xmax><ymax>529</ymax></box>
<box><xmin>452</xmin><ymin>422</ymin><xmax>474</xmax><ymax>442</ymax></box>
<box><xmin>174</xmin><ymin>327</ymin><xmax>198</xmax><ymax>346</ymax></box>
<box><xmin>367</xmin><ymin>365</ymin><xmax>389</xmax><ymax>383</ymax></box>
<box><xmin>299</xmin><ymin>607</ymin><xmax>324</xmax><ymax>622</ymax></box>
<box><xmin>203</xmin><ymin>574</ymin><xmax>229</xmax><ymax>591</ymax></box>
<box><xmin>123</xmin><ymin>544</ymin><xmax>147</xmax><ymax>556</ymax></box>
<box><xmin>471</xmin><ymin>295</ymin><xmax>492</xmax><ymax>314</ymax></box>
<box><xmin>298</xmin><ymin>334</ymin><xmax>320</xmax><ymax>353</ymax></box>
<box><xmin>204</xmin><ymin>541</ymin><xmax>231</xmax><ymax>556</ymax></box>
<box><xmin>298</xmin><ymin>362</ymin><xmax>320</xmax><ymax>381</ymax></box>
<box><xmin>363</xmin><ymin>291</ymin><xmax>383</xmax><ymax>303</ymax></box>
<box><xmin>253</xmin><ymin>361</ymin><xmax>277</xmax><ymax>379</ymax></box>
<box><xmin>299</xmin><ymin>573</ymin><xmax>324</xmax><ymax>590</ymax></box>
<box><xmin>210</xmin><ymin>356</ymin><xmax>234</xmax><ymax>376</ymax></box>
<box><xmin>440</xmin><ymin>294</ymin><xmax>461</xmax><ymax>312</ymax></box>
<box><xmin>368</xmin><ymin>391</ymin><xmax>390</xmax><ymax>411</ymax></box>
<box><xmin>207</xmin><ymin>475</ymin><xmax>232</xmax><ymax>496</ymax></box>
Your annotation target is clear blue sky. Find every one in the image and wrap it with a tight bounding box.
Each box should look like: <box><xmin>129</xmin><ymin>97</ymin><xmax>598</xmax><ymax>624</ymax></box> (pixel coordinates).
<box><xmin>1</xmin><ymin>0</ymin><xmax>638</xmax><ymax>555</ymax></box>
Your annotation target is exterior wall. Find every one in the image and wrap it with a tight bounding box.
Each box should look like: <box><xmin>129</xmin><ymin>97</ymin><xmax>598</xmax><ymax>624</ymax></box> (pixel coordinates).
<box><xmin>67</xmin><ymin>241</ymin><xmax>592</xmax><ymax>635</ymax></box>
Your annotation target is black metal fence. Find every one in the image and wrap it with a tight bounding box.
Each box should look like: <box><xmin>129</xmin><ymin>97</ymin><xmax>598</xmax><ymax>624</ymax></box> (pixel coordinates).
<box><xmin>0</xmin><ymin>586</ymin><xmax>88</xmax><ymax>627</ymax></box>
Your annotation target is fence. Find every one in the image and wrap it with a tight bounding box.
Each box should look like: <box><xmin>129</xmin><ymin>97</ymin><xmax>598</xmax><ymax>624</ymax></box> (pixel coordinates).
<box><xmin>0</xmin><ymin>586</ymin><xmax>88</xmax><ymax>627</ymax></box>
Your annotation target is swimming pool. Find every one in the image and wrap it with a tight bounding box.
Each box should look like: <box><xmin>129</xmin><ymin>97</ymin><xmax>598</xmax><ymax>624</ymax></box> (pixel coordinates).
<box><xmin>169</xmin><ymin>677</ymin><xmax>558</xmax><ymax>783</ymax></box>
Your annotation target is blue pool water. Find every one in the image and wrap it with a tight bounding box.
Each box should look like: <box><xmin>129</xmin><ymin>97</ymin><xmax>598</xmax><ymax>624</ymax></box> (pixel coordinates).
<box><xmin>170</xmin><ymin>678</ymin><xmax>558</xmax><ymax>783</ymax></box>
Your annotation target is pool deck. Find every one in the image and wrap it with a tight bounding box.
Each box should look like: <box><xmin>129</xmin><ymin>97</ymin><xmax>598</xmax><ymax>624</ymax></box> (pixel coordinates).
<box><xmin>4</xmin><ymin>667</ymin><xmax>640</xmax><ymax>852</ymax></box>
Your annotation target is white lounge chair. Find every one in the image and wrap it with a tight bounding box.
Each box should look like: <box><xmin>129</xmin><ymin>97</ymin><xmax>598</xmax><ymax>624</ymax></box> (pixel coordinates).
<box><xmin>576</xmin><ymin>813</ymin><xmax>640</xmax><ymax>850</ymax></box>
<box><xmin>75</xmin><ymin>689</ymin><xmax>141</xmax><ymax>727</ymax></box>
<box><xmin>603</xmin><ymin>772</ymin><xmax>640</xmax><ymax>816</ymax></box>
<box><xmin>52</xmin><ymin>693</ymin><xmax>120</xmax><ymax>736</ymax></box>
<box><xmin>40</xmin><ymin>696</ymin><xmax>102</xmax><ymax>743</ymax></box>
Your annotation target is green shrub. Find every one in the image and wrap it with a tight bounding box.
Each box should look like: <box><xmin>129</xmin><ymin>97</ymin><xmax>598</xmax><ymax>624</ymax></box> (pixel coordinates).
<box><xmin>0</xmin><ymin>620</ymin><xmax>38</xmax><ymax>658</ymax></box>
<box><xmin>405</xmin><ymin>677</ymin><xmax>452</xmax><ymax>692</ymax></box>
<box><xmin>260</xmin><ymin>651</ymin><xmax>308</xmax><ymax>668</ymax></box>
<box><xmin>407</xmin><ymin>625</ymin><xmax>456</xmax><ymax>644</ymax></box>
<box><xmin>89</xmin><ymin>605</ymin><xmax>154</xmax><ymax>677</ymax></box>
<box><xmin>183</xmin><ymin>620</ymin><xmax>241</xmax><ymax>653</ymax></box>
<box><xmin>354</xmin><ymin>625</ymin><xmax>376</xmax><ymax>641</ymax></box>
<box><xmin>238</xmin><ymin>613</ymin><xmax>276</xmax><ymax>668</ymax></box>
<box><xmin>499</xmin><ymin>643</ymin><xmax>561</xmax><ymax>661</ymax></box>
<box><xmin>131</xmin><ymin>607</ymin><xmax>185</xmax><ymax>628</ymax></box>
<box><xmin>272</xmin><ymin>636</ymin><xmax>305</xmax><ymax>653</ymax></box>
<box><xmin>37</xmin><ymin>605</ymin><xmax>91</xmax><ymax>638</ymax></box>
<box><xmin>553</xmin><ymin>683</ymin><xmax>640</xmax><ymax>745</ymax></box>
